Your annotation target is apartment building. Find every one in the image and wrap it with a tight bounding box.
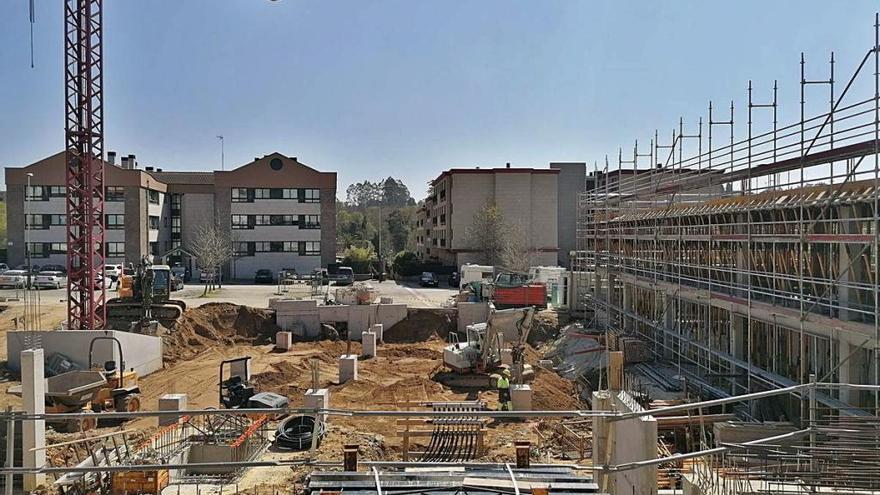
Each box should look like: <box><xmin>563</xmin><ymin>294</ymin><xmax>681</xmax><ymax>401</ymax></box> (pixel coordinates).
<box><xmin>4</xmin><ymin>151</ymin><xmax>336</xmax><ymax>279</ymax></box>
<box><xmin>416</xmin><ymin>166</ymin><xmax>559</xmax><ymax>268</ymax></box>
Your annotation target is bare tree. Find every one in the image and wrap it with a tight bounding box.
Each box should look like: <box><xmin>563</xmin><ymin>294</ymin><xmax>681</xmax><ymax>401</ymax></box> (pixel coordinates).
<box><xmin>466</xmin><ymin>202</ymin><xmax>509</xmax><ymax>266</ymax></box>
<box><xmin>188</xmin><ymin>223</ymin><xmax>235</xmax><ymax>295</ymax></box>
<box><xmin>501</xmin><ymin>222</ymin><xmax>532</xmax><ymax>274</ymax></box>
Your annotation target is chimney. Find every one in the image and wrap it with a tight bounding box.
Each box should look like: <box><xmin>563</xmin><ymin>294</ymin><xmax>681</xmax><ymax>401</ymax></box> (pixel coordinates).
<box><xmin>107</xmin><ymin>151</ymin><xmax>117</xmax><ymax>166</ymax></box>
<box><xmin>156</xmin><ymin>168</ymin><xmax>163</xmax><ymax>172</ymax></box>
<box><xmin>145</xmin><ymin>166</ymin><xmax>154</xmax><ymax>172</ymax></box>
<box><xmin>128</xmin><ymin>154</ymin><xmax>137</xmax><ymax>169</ymax></box>
<box><xmin>121</xmin><ymin>156</ymin><xmax>129</xmax><ymax>169</ymax></box>
<box><xmin>506</xmin><ymin>162</ymin><xmax>511</xmax><ymax>168</ymax></box>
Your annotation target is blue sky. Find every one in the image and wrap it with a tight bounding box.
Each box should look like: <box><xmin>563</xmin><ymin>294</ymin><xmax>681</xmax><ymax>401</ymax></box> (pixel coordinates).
<box><xmin>1</xmin><ymin>1</ymin><xmax>878</xmax><ymax>199</ymax></box>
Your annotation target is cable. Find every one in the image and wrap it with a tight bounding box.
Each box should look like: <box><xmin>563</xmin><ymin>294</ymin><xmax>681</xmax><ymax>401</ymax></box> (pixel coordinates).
<box><xmin>273</xmin><ymin>415</ymin><xmax>326</xmax><ymax>451</ymax></box>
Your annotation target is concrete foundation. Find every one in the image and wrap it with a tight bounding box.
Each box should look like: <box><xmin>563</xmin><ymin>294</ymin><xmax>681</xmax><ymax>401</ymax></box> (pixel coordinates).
<box><xmin>158</xmin><ymin>393</ymin><xmax>188</xmax><ymax>427</ymax></box>
<box><xmin>270</xmin><ymin>299</ymin><xmax>407</xmax><ymax>340</ymax></box>
<box><xmin>592</xmin><ymin>390</ymin><xmax>658</xmax><ymax>495</ymax></box>
<box><xmin>184</xmin><ymin>444</ymin><xmax>237</xmax><ymax>475</ymax></box>
<box><xmin>338</xmin><ymin>355</ymin><xmax>358</xmax><ymax>383</ymax></box>
<box><xmin>275</xmin><ymin>331</ymin><xmax>294</xmax><ymax>351</ymax></box>
<box><xmin>305</xmin><ymin>388</ymin><xmax>330</xmax><ymax>422</ymax></box>
<box><xmin>370</xmin><ymin>323</ymin><xmax>384</xmax><ymax>343</ymax></box>
<box><xmin>7</xmin><ymin>330</ymin><xmax>163</xmax><ymax>377</ymax></box>
<box><xmin>361</xmin><ymin>331</ymin><xmax>377</xmax><ymax>358</ymax></box>
<box><xmin>21</xmin><ymin>349</ymin><xmax>46</xmax><ymax>491</ymax></box>
<box><xmin>510</xmin><ymin>384</ymin><xmax>532</xmax><ymax>411</ymax></box>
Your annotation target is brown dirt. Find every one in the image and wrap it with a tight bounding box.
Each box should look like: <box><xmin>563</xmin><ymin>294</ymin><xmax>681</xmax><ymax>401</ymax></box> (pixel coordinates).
<box><xmin>383</xmin><ymin>308</ymin><xmax>456</xmax><ymax>343</ymax></box>
<box><xmin>162</xmin><ymin>302</ymin><xmax>280</xmax><ymax>363</ymax></box>
<box><xmin>529</xmin><ymin>308</ymin><xmax>569</xmax><ymax>347</ymax></box>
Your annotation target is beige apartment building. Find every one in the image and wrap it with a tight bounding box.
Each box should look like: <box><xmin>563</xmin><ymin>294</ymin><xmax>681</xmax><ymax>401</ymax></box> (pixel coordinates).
<box><xmin>416</xmin><ymin>166</ymin><xmax>559</xmax><ymax>268</ymax></box>
<box><xmin>4</xmin><ymin>151</ymin><xmax>336</xmax><ymax>280</ymax></box>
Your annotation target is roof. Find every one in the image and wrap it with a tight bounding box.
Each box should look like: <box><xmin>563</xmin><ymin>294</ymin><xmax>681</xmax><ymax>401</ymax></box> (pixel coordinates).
<box><xmin>431</xmin><ymin>166</ymin><xmax>559</xmax><ymax>185</ymax></box>
<box><xmin>146</xmin><ymin>171</ymin><xmax>215</xmax><ymax>185</ymax></box>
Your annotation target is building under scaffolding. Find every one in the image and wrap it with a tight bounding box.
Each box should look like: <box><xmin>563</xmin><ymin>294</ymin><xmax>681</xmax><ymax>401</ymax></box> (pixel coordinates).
<box><xmin>574</xmin><ymin>15</ymin><xmax>880</xmax><ymax>423</ymax></box>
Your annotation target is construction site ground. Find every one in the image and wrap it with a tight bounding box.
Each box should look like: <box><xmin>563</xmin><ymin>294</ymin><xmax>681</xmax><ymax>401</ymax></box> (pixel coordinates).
<box><xmin>0</xmin><ymin>299</ymin><xmax>581</xmax><ymax>491</ymax></box>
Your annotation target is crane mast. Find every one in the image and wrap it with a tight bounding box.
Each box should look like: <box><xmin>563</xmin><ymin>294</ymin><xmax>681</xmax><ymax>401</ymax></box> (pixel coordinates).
<box><xmin>64</xmin><ymin>0</ymin><xmax>106</xmax><ymax>330</ymax></box>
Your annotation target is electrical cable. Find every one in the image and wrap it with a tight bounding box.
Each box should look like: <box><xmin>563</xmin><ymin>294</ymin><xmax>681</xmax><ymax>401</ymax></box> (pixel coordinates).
<box><xmin>273</xmin><ymin>415</ymin><xmax>326</xmax><ymax>451</ymax></box>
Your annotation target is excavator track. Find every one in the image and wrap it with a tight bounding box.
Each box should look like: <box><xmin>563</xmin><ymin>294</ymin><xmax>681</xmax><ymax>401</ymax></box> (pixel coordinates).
<box><xmin>106</xmin><ymin>299</ymin><xmax>186</xmax><ymax>322</ymax></box>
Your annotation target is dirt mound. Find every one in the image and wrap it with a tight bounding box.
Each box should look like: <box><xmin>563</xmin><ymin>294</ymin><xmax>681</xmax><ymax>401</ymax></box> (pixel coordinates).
<box><xmin>531</xmin><ymin>367</ymin><xmax>582</xmax><ymax>410</ymax></box>
<box><xmin>163</xmin><ymin>303</ymin><xmax>280</xmax><ymax>363</ymax></box>
<box><xmin>384</xmin><ymin>308</ymin><xmax>456</xmax><ymax>343</ymax></box>
<box><xmin>528</xmin><ymin>309</ymin><xmax>568</xmax><ymax>347</ymax></box>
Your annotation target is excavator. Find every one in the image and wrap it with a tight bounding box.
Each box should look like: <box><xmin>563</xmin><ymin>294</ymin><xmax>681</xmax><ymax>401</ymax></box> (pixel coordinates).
<box><xmin>438</xmin><ymin>305</ymin><xmax>536</xmax><ymax>388</ymax></box>
<box><xmin>106</xmin><ymin>257</ymin><xmax>187</xmax><ymax>323</ymax></box>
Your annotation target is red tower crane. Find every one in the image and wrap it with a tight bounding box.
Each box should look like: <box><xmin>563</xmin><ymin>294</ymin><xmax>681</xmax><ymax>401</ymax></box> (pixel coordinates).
<box><xmin>64</xmin><ymin>0</ymin><xmax>106</xmax><ymax>330</ymax></box>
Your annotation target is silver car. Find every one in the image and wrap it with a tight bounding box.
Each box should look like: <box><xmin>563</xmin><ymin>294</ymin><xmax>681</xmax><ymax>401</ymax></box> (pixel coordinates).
<box><xmin>33</xmin><ymin>271</ymin><xmax>67</xmax><ymax>289</ymax></box>
<box><xmin>0</xmin><ymin>270</ymin><xmax>29</xmax><ymax>289</ymax></box>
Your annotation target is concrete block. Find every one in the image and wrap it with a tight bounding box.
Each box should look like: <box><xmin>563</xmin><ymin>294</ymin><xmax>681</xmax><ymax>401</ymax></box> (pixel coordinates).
<box><xmin>361</xmin><ymin>331</ymin><xmax>377</xmax><ymax>358</ymax></box>
<box><xmin>275</xmin><ymin>331</ymin><xmax>293</xmax><ymax>351</ymax></box>
<box><xmin>539</xmin><ymin>359</ymin><xmax>554</xmax><ymax>369</ymax></box>
<box><xmin>380</xmin><ymin>296</ymin><xmax>393</xmax><ymax>304</ymax></box>
<box><xmin>158</xmin><ymin>393</ymin><xmax>188</xmax><ymax>427</ymax></box>
<box><xmin>21</xmin><ymin>349</ymin><xmax>46</xmax><ymax>490</ymax></box>
<box><xmin>370</xmin><ymin>323</ymin><xmax>384</xmax><ymax>343</ymax></box>
<box><xmin>510</xmin><ymin>384</ymin><xmax>532</xmax><ymax>411</ymax></box>
<box><xmin>501</xmin><ymin>348</ymin><xmax>513</xmax><ymax>366</ymax></box>
<box><xmin>305</xmin><ymin>388</ymin><xmax>330</xmax><ymax>422</ymax></box>
<box><xmin>338</xmin><ymin>355</ymin><xmax>358</xmax><ymax>383</ymax></box>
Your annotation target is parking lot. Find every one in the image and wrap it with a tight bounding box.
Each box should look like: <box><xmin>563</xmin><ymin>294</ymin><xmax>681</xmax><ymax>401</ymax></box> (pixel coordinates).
<box><xmin>0</xmin><ymin>278</ymin><xmax>458</xmax><ymax>314</ymax></box>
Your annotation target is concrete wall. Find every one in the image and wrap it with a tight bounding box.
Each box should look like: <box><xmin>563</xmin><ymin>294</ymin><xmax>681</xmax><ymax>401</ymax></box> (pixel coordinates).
<box><xmin>550</xmin><ymin>162</ymin><xmax>585</xmax><ymax>267</ymax></box>
<box><xmin>592</xmin><ymin>391</ymin><xmax>658</xmax><ymax>495</ymax></box>
<box><xmin>270</xmin><ymin>299</ymin><xmax>407</xmax><ymax>340</ymax></box>
<box><xmin>6</xmin><ymin>330</ymin><xmax>163</xmax><ymax>377</ymax></box>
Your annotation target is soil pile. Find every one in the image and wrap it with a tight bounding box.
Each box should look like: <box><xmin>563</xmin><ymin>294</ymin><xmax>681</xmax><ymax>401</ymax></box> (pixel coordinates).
<box><xmin>384</xmin><ymin>308</ymin><xmax>456</xmax><ymax>343</ymax></box>
<box><xmin>531</xmin><ymin>367</ymin><xmax>582</xmax><ymax>410</ymax></box>
<box><xmin>528</xmin><ymin>309</ymin><xmax>568</xmax><ymax>347</ymax></box>
<box><xmin>163</xmin><ymin>303</ymin><xmax>280</xmax><ymax>363</ymax></box>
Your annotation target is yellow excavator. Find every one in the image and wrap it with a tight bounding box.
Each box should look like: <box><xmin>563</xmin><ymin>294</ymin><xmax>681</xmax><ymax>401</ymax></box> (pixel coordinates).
<box><xmin>106</xmin><ymin>258</ymin><xmax>186</xmax><ymax>323</ymax></box>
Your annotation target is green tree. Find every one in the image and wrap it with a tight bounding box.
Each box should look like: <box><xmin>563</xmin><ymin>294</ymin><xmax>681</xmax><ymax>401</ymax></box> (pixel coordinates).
<box><xmin>466</xmin><ymin>202</ymin><xmax>509</xmax><ymax>266</ymax></box>
<box><xmin>386</xmin><ymin>208</ymin><xmax>411</xmax><ymax>253</ymax></box>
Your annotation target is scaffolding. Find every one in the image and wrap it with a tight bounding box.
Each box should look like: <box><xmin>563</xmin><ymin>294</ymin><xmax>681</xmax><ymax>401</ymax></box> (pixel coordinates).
<box><xmin>574</xmin><ymin>14</ymin><xmax>880</xmax><ymax>422</ymax></box>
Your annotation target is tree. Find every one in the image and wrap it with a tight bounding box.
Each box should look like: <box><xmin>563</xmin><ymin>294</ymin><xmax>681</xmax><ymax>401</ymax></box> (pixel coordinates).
<box><xmin>466</xmin><ymin>202</ymin><xmax>509</xmax><ymax>266</ymax></box>
<box><xmin>501</xmin><ymin>222</ymin><xmax>532</xmax><ymax>273</ymax></box>
<box><xmin>188</xmin><ymin>223</ymin><xmax>235</xmax><ymax>295</ymax></box>
<box><xmin>386</xmin><ymin>209</ymin><xmax>411</xmax><ymax>253</ymax></box>
<box><xmin>381</xmin><ymin>177</ymin><xmax>415</xmax><ymax>207</ymax></box>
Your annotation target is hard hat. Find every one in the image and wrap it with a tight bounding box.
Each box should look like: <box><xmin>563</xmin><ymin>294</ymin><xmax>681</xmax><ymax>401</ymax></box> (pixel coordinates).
<box><xmin>502</xmin><ymin>369</ymin><xmax>511</xmax><ymax>377</ymax></box>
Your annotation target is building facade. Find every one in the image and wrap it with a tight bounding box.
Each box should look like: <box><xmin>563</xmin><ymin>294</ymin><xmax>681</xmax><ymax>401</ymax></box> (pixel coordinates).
<box><xmin>416</xmin><ymin>166</ymin><xmax>559</xmax><ymax>269</ymax></box>
<box><xmin>4</xmin><ymin>151</ymin><xmax>336</xmax><ymax>279</ymax></box>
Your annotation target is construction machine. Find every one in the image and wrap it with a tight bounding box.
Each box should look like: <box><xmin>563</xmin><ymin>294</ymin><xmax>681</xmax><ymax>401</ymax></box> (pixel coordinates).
<box><xmin>219</xmin><ymin>357</ymin><xmax>289</xmax><ymax>416</ymax></box>
<box><xmin>44</xmin><ymin>336</ymin><xmax>141</xmax><ymax>432</ymax></box>
<box><xmin>439</xmin><ymin>306</ymin><xmax>536</xmax><ymax>388</ymax></box>
<box><xmin>106</xmin><ymin>258</ymin><xmax>187</xmax><ymax>323</ymax></box>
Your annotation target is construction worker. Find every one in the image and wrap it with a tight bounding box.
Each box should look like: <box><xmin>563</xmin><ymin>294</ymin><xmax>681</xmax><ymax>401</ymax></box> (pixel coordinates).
<box><xmin>497</xmin><ymin>368</ymin><xmax>512</xmax><ymax>411</ymax></box>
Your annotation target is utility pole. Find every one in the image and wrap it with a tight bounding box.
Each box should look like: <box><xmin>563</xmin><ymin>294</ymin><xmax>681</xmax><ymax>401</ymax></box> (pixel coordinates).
<box><xmin>216</xmin><ymin>135</ymin><xmax>225</xmax><ymax>171</ymax></box>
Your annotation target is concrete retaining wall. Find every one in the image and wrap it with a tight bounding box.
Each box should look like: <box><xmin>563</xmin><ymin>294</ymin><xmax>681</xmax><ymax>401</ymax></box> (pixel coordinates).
<box><xmin>6</xmin><ymin>330</ymin><xmax>163</xmax><ymax>377</ymax></box>
<box><xmin>269</xmin><ymin>299</ymin><xmax>407</xmax><ymax>340</ymax></box>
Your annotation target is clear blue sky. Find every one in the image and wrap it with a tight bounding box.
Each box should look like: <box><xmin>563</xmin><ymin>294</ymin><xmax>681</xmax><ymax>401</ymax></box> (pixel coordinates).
<box><xmin>1</xmin><ymin>1</ymin><xmax>877</xmax><ymax>199</ymax></box>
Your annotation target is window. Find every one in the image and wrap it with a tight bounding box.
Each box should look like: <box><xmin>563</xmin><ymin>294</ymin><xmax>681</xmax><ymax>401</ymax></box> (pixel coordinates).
<box><xmin>282</xmin><ymin>188</ymin><xmax>298</xmax><ymax>199</ymax></box>
<box><xmin>254</xmin><ymin>215</ymin><xmax>271</xmax><ymax>226</ymax></box>
<box><xmin>48</xmin><ymin>186</ymin><xmax>66</xmax><ymax>197</ymax></box>
<box><xmin>269</xmin><ymin>241</ymin><xmax>284</xmax><ymax>253</ymax></box>
<box><xmin>232</xmin><ymin>188</ymin><xmax>252</xmax><ymax>203</ymax></box>
<box><xmin>148</xmin><ymin>190</ymin><xmax>160</xmax><ymax>204</ymax></box>
<box><xmin>106</xmin><ymin>214</ymin><xmax>124</xmax><ymax>230</ymax></box>
<box><xmin>300</xmin><ymin>214</ymin><xmax>320</xmax><ymax>229</ymax></box>
<box><xmin>254</xmin><ymin>188</ymin><xmax>271</xmax><ymax>200</ymax></box>
<box><xmin>49</xmin><ymin>214</ymin><xmax>66</xmax><ymax>226</ymax></box>
<box><xmin>100</xmin><ymin>186</ymin><xmax>123</xmax><ymax>201</ymax></box>
<box><xmin>25</xmin><ymin>215</ymin><xmax>47</xmax><ymax>230</ymax></box>
<box><xmin>149</xmin><ymin>215</ymin><xmax>160</xmax><ymax>230</ymax></box>
<box><xmin>302</xmin><ymin>189</ymin><xmax>320</xmax><ymax>203</ymax></box>
<box><xmin>269</xmin><ymin>215</ymin><xmax>295</xmax><ymax>226</ymax></box>
<box><xmin>26</xmin><ymin>186</ymin><xmax>47</xmax><ymax>201</ymax></box>
<box><xmin>440</xmin><ymin>214</ymin><xmax>446</xmax><ymax>225</ymax></box>
<box><xmin>49</xmin><ymin>243</ymin><xmax>67</xmax><ymax>254</ymax></box>
<box><xmin>232</xmin><ymin>215</ymin><xmax>251</xmax><ymax>230</ymax></box>
<box><xmin>302</xmin><ymin>241</ymin><xmax>321</xmax><ymax>256</ymax></box>
<box><xmin>171</xmin><ymin>217</ymin><xmax>181</xmax><ymax>233</ymax></box>
<box><xmin>235</xmin><ymin>242</ymin><xmax>254</xmax><ymax>257</ymax></box>
<box><xmin>28</xmin><ymin>243</ymin><xmax>48</xmax><ymax>258</ymax></box>
<box><xmin>170</xmin><ymin>193</ymin><xmax>181</xmax><ymax>208</ymax></box>
<box><xmin>105</xmin><ymin>242</ymin><xmax>125</xmax><ymax>257</ymax></box>
<box><xmin>254</xmin><ymin>241</ymin><xmax>271</xmax><ymax>253</ymax></box>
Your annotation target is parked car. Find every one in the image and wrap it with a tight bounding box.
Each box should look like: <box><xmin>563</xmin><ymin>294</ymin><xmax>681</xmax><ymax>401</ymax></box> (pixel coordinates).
<box><xmin>0</xmin><ymin>270</ymin><xmax>30</xmax><ymax>289</ymax></box>
<box><xmin>171</xmin><ymin>276</ymin><xmax>185</xmax><ymax>291</ymax></box>
<box><xmin>334</xmin><ymin>266</ymin><xmax>354</xmax><ymax>286</ymax></box>
<box><xmin>104</xmin><ymin>264</ymin><xmax>123</xmax><ymax>280</ymax></box>
<box><xmin>33</xmin><ymin>271</ymin><xmax>67</xmax><ymax>289</ymax></box>
<box><xmin>448</xmin><ymin>272</ymin><xmax>460</xmax><ymax>287</ymax></box>
<box><xmin>254</xmin><ymin>269</ymin><xmax>275</xmax><ymax>284</ymax></box>
<box><xmin>171</xmin><ymin>265</ymin><xmax>186</xmax><ymax>282</ymax></box>
<box><xmin>420</xmin><ymin>271</ymin><xmax>439</xmax><ymax>287</ymax></box>
<box><xmin>15</xmin><ymin>264</ymin><xmax>41</xmax><ymax>274</ymax></box>
<box><xmin>0</xmin><ymin>263</ymin><xmax>9</xmax><ymax>274</ymax></box>
<box><xmin>39</xmin><ymin>264</ymin><xmax>67</xmax><ymax>274</ymax></box>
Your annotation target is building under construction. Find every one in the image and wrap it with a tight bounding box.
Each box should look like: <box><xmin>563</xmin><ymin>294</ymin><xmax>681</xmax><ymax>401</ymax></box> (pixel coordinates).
<box><xmin>575</xmin><ymin>15</ymin><xmax>880</xmax><ymax>423</ymax></box>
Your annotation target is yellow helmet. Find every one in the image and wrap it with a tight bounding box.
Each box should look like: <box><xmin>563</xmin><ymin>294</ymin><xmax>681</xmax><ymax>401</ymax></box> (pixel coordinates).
<box><xmin>502</xmin><ymin>369</ymin><xmax>511</xmax><ymax>377</ymax></box>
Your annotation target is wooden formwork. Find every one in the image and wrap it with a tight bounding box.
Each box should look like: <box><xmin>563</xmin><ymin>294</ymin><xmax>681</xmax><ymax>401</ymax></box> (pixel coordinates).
<box><xmin>111</xmin><ymin>469</ymin><xmax>169</xmax><ymax>495</ymax></box>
